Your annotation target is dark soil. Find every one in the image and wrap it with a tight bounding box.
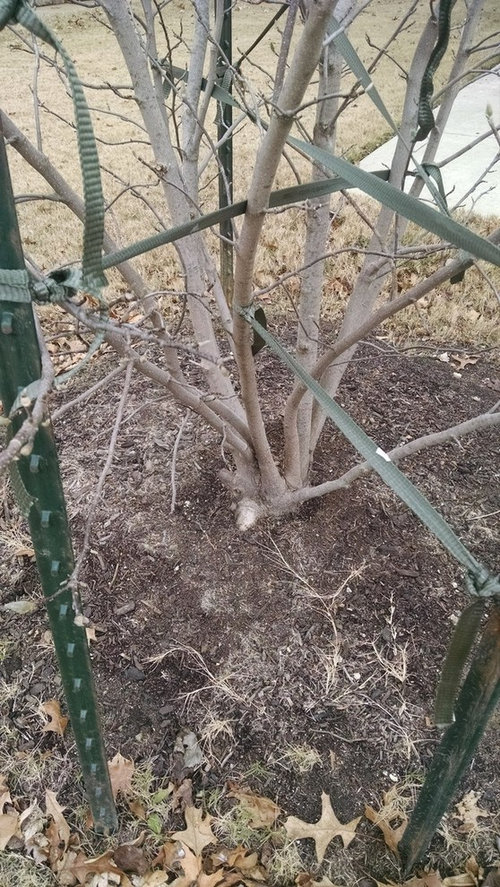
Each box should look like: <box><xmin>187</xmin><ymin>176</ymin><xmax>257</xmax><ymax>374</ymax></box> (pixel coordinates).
<box><xmin>1</xmin><ymin>337</ymin><xmax>499</xmax><ymax>883</ymax></box>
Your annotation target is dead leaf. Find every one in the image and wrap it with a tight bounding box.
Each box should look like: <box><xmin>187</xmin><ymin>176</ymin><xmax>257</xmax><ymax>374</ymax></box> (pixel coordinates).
<box><xmin>14</xmin><ymin>545</ymin><xmax>35</xmax><ymax>558</ymax></box>
<box><xmin>450</xmin><ymin>354</ymin><xmax>479</xmax><ymax>370</ymax></box>
<box><xmin>39</xmin><ymin>700</ymin><xmax>69</xmax><ymax>737</ymax></box>
<box><xmin>172</xmin><ymin>805</ymin><xmax>217</xmax><ymax>855</ymax></box>
<box><xmin>128</xmin><ymin>797</ymin><xmax>147</xmax><ymax>819</ymax></box>
<box><xmin>0</xmin><ymin>812</ymin><xmax>20</xmax><ymax>851</ymax></box>
<box><xmin>107</xmin><ymin>752</ymin><xmax>135</xmax><ymax>800</ymax></box>
<box><xmin>45</xmin><ymin>790</ymin><xmax>71</xmax><ymax>867</ymax></box>
<box><xmin>113</xmin><ymin>843</ymin><xmax>149</xmax><ymax>874</ymax></box>
<box><xmin>482</xmin><ymin>868</ymin><xmax>500</xmax><ymax>887</ymax></box>
<box><xmin>454</xmin><ymin>791</ymin><xmax>490</xmax><ymax>833</ymax></box>
<box><xmin>2</xmin><ymin>598</ymin><xmax>38</xmax><ymax>614</ymax></box>
<box><xmin>365</xmin><ymin>803</ymin><xmax>407</xmax><ymax>854</ymax></box>
<box><xmin>285</xmin><ymin>792</ymin><xmax>360</xmax><ymax>863</ymax></box>
<box><xmin>68</xmin><ymin>849</ymin><xmax>124</xmax><ymax>885</ymax></box>
<box><xmin>442</xmin><ymin>875</ymin><xmax>476</xmax><ymax>887</ymax></box>
<box><xmin>140</xmin><ymin>872</ymin><xmax>171</xmax><ymax>886</ymax></box>
<box><xmin>228</xmin><ymin>783</ymin><xmax>281</xmax><ymax>828</ymax></box>
<box><xmin>153</xmin><ymin>838</ymin><xmax>186</xmax><ymax>870</ymax></box>
<box><xmin>169</xmin><ymin>841</ymin><xmax>203</xmax><ymax>885</ymax></box>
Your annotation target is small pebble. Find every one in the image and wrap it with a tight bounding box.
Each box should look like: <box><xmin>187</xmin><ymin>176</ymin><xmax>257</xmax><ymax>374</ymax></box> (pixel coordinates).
<box><xmin>124</xmin><ymin>665</ymin><xmax>145</xmax><ymax>682</ymax></box>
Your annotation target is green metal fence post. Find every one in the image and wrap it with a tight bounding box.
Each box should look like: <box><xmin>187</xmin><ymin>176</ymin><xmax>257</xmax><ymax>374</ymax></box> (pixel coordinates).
<box><xmin>399</xmin><ymin>604</ymin><xmax>500</xmax><ymax>873</ymax></box>
<box><xmin>0</xmin><ymin>122</ymin><xmax>117</xmax><ymax>833</ymax></box>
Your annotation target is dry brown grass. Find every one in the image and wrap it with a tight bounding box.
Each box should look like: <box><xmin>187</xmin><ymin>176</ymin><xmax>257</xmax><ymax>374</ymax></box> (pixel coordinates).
<box><xmin>0</xmin><ymin>0</ymin><xmax>498</xmax><ymax>346</ymax></box>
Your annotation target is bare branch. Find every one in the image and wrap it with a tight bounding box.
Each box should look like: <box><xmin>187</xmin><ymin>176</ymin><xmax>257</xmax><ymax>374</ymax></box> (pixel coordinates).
<box><xmin>66</xmin><ymin>360</ymin><xmax>134</xmax><ymax>596</ymax></box>
<box><xmin>0</xmin><ymin>313</ymin><xmax>54</xmax><ymax>473</ymax></box>
<box><xmin>286</xmin><ymin>409</ymin><xmax>500</xmax><ymax>509</ymax></box>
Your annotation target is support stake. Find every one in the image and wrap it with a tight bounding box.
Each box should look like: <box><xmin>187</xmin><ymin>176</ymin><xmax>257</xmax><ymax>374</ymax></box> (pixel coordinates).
<box><xmin>0</xmin><ymin>120</ymin><xmax>117</xmax><ymax>833</ymax></box>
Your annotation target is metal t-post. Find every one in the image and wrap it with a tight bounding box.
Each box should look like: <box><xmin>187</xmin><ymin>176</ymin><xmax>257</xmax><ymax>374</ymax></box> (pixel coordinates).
<box><xmin>0</xmin><ymin>123</ymin><xmax>117</xmax><ymax>833</ymax></box>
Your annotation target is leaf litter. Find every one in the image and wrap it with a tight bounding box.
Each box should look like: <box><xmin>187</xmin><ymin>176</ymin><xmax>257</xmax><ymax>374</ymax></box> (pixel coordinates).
<box><xmin>1</xmin><ymin>766</ymin><xmax>499</xmax><ymax>887</ymax></box>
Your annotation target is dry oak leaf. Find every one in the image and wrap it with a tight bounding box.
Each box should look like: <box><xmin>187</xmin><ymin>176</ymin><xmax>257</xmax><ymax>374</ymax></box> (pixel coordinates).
<box><xmin>454</xmin><ymin>791</ymin><xmax>490</xmax><ymax>834</ymax></box>
<box><xmin>45</xmin><ymin>790</ymin><xmax>71</xmax><ymax>867</ymax></box>
<box><xmin>0</xmin><ymin>811</ymin><xmax>20</xmax><ymax>851</ymax></box>
<box><xmin>284</xmin><ymin>792</ymin><xmax>360</xmax><ymax>863</ymax></box>
<box><xmin>140</xmin><ymin>872</ymin><xmax>171</xmax><ymax>886</ymax></box>
<box><xmin>365</xmin><ymin>803</ymin><xmax>407</xmax><ymax>854</ymax></box>
<box><xmin>153</xmin><ymin>839</ymin><xmax>186</xmax><ymax>870</ymax></box>
<box><xmin>68</xmin><ymin>849</ymin><xmax>131</xmax><ymax>886</ymax></box>
<box><xmin>108</xmin><ymin>752</ymin><xmax>135</xmax><ymax>800</ymax></box>
<box><xmin>228</xmin><ymin>782</ymin><xmax>281</xmax><ymax>828</ymax></box>
<box><xmin>171</xmin><ymin>805</ymin><xmax>217</xmax><ymax>855</ymax></box>
<box><xmin>39</xmin><ymin>699</ymin><xmax>69</xmax><ymax>737</ymax></box>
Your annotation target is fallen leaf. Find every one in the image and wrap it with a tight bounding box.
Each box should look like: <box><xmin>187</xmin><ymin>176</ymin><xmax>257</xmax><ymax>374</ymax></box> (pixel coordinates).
<box><xmin>39</xmin><ymin>700</ymin><xmax>69</xmax><ymax>737</ymax></box>
<box><xmin>148</xmin><ymin>813</ymin><xmax>163</xmax><ymax>834</ymax></box>
<box><xmin>482</xmin><ymin>868</ymin><xmax>500</xmax><ymax>887</ymax></box>
<box><xmin>365</xmin><ymin>803</ymin><xmax>407</xmax><ymax>854</ymax></box>
<box><xmin>2</xmin><ymin>598</ymin><xmax>38</xmax><ymax>614</ymax></box>
<box><xmin>443</xmin><ymin>875</ymin><xmax>476</xmax><ymax>886</ymax></box>
<box><xmin>450</xmin><ymin>354</ymin><xmax>479</xmax><ymax>370</ymax></box>
<box><xmin>107</xmin><ymin>752</ymin><xmax>135</xmax><ymax>800</ymax></box>
<box><xmin>68</xmin><ymin>849</ymin><xmax>124</xmax><ymax>885</ymax></box>
<box><xmin>14</xmin><ymin>545</ymin><xmax>35</xmax><ymax>558</ymax></box>
<box><xmin>285</xmin><ymin>792</ymin><xmax>360</xmax><ymax>863</ymax></box>
<box><xmin>228</xmin><ymin>783</ymin><xmax>281</xmax><ymax>828</ymax></box>
<box><xmin>169</xmin><ymin>841</ymin><xmax>202</xmax><ymax>885</ymax></box>
<box><xmin>153</xmin><ymin>838</ymin><xmax>185</xmax><ymax>870</ymax></box>
<box><xmin>128</xmin><ymin>798</ymin><xmax>147</xmax><ymax>819</ymax></box>
<box><xmin>45</xmin><ymin>790</ymin><xmax>71</xmax><ymax>867</ymax></box>
<box><xmin>0</xmin><ymin>812</ymin><xmax>20</xmax><ymax>850</ymax></box>
<box><xmin>454</xmin><ymin>791</ymin><xmax>490</xmax><ymax>833</ymax></box>
<box><xmin>172</xmin><ymin>805</ymin><xmax>217</xmax><ymax>855</ymax></box>
<box><xmin>141</xmin><ymin>872</ymin><xmax>171</xmax><ymax>886</ymax></box>
<box><xmin>113</xmin><ymin>842</ymin><xmax>148</xmax><ymax>874</ymax></box>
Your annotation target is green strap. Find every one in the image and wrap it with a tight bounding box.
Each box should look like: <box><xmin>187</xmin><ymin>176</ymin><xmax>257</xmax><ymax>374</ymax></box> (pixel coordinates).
<box><xmin>0</xmin><ymin>268</ymin><xmax>31</xmax><ymax>302</ymax></box>
<box><xmin>434</xmin><ymin>598</ymin><xmax>486</xmax><ymax>727</ymax></box>
<box><xmin>0</xmin><ymin>0</ymin><xmax>106</xmax><ymax>295</ymax></box>
<box><xmin>4</xmin><ymin>425</ymin><xmax>38</xmax><ymax>516</ymax></box>
<box><xmin>416</xmin><ymin>0</ymin><xmax>457</xmax><ymax>142</ymax></box>
<box><xmin>241</xmin><ymin>308</ymin><xmax>500</xmax><ymax>601</ymax></box>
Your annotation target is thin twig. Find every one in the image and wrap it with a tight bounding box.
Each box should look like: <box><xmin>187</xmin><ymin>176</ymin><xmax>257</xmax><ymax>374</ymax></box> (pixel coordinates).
<box><xmin>66</xmin><ymin>360</ymin><xmax>134</xmax><ymax>598</ymax></box>
<box><xmin>52</xmin><ymin>363</ymin><xmax>127</xmax><ymax>421</ymax></box>
<box><xmin>170</xmin><ymin>413</ymin><xmax>189</xmax><ymax>514</ymax></box>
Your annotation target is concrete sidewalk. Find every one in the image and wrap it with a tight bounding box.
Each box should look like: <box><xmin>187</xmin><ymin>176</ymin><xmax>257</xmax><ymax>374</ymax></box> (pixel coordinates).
<box><xmin>360</xmin><ymin>66</ymin><xmax>500</xmax><ymax>217</ymax></box>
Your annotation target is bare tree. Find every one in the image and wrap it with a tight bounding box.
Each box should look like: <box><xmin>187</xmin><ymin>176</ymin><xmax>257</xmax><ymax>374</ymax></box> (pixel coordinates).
<box><xmin>2</xmin><ymin>0</ymin><xmax>499</xmax><ymax>529</ymax></box>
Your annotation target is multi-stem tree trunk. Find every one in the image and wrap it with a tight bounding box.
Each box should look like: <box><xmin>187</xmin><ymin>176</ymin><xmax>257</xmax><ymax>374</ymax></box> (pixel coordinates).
<box><xmin>3</xmin><ymin>0</ymin><xmax>497</xmax><ymax>529</ymax></box>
